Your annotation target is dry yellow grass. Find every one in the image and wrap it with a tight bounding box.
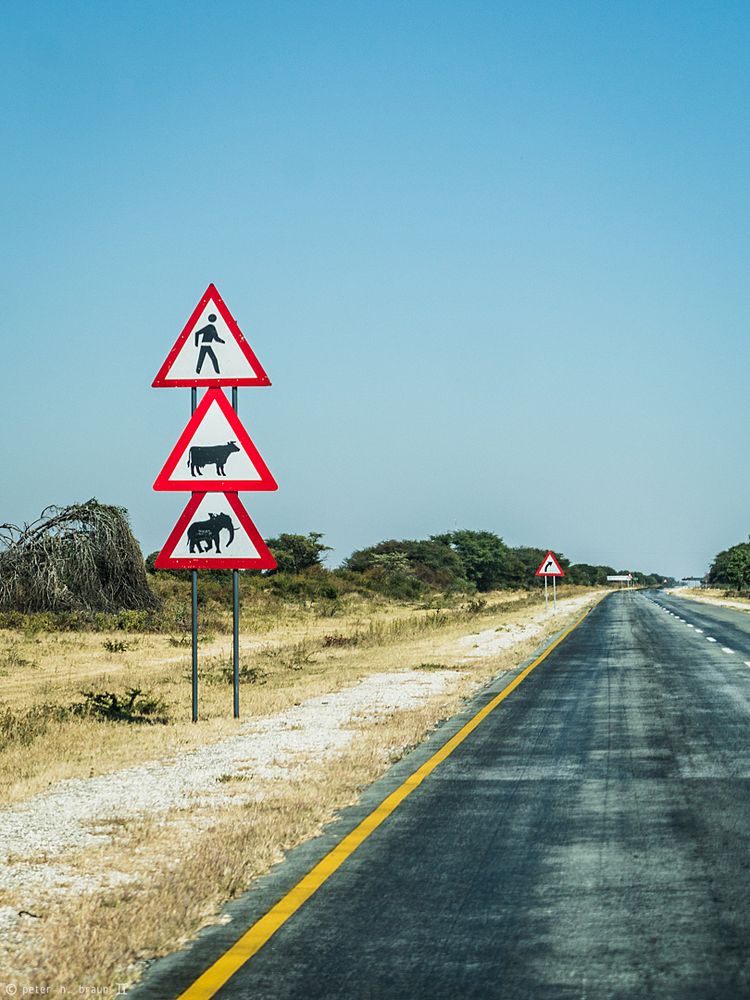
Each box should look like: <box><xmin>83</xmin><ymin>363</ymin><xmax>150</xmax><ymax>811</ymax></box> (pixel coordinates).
<box><xmin>0</xmin><ymin>588</ymin><xmax>541</xmax><ymax>805</ymax></box>
<box><xmin>0</xmin><ymin>587</ymin><xmax>602</xmax><ymax>989</ymax></box>
<box><xmin>676</xmin><ymin>587</ymin><xmax>750</xmax><ymax>611</ymax></box>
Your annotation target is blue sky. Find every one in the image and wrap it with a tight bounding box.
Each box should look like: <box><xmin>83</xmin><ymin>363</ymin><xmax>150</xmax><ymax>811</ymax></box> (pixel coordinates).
<box><xmin>2</xmin><ymin>1</ymin><xmax>749</xmax><ymax>578</ymax></box>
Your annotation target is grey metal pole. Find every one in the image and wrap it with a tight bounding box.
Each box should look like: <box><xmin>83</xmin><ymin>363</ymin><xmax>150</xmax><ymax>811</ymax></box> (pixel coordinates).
<box><xmin>231</xmin><ymin>386</ymin><xmax>240</xmax><ymax>719</ymax></box>
<box><xmin>544</xmin><ymin>576</ymin><xmax>548</xmax><ymax>610</ymax></box>
<box><xmin>191</xmin><ymin>387</ymin><xmax>198</xmax><ymax>723</ymax></box>
<box><xmin>553</xmin><ymin>575</ymin><xmax>557</xmax><ymax>612</ymax></box>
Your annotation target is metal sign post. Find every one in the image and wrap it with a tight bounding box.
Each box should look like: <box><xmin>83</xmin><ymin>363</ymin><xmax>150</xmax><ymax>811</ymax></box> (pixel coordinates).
<box><xmin>544</xmin><ymin>576</ymin><xmax>548</xmax><ymax>610</ymax></box>
<box><xmin>152</xmin><ymin>284</ymin><xmax>278</xmax><ymax>722</ymax></box>
<box><xmin>231</xmin><ymin>386</ymin><xmax>240</xmax><ymax>720</ymax></box>
<box><xmin>190</xmin><ymin>387</ymin><xmax>198</xmax><ymax>723</ymax></box>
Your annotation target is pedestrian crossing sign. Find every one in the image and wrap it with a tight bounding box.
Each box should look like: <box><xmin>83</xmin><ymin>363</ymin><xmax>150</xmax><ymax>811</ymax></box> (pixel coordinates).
<box><xmin>152</xmin><ymin>283</ymin><xmax>271</xmax><ymax>388</ymax></box>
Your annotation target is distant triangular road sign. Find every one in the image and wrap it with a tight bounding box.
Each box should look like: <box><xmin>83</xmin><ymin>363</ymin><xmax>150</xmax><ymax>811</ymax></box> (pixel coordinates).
<box><xmin>152</xmin><ymin>283</ymin><xmax>271</xmax><ymax>388</ymax></box>
<box><xmin>154</xmin><ymin>493</ymin><xmax>277</xmax><ymax>570</ymax></box>
<box><xmin>153</xmin><ymin>388</ymin><xmax>278</xmax><ymax>492</ymax></box>
<box><xmin>535</xmin><ymin>550</ymin><xmax>565</xmax><ymax>577</ymax></box>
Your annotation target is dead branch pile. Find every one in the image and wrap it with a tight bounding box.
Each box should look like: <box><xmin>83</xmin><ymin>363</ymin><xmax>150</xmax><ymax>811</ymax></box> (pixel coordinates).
<box><xmin>0</xmin><ymin>499</ymin><xmax>158</xmax><ymax>612</ymax></box>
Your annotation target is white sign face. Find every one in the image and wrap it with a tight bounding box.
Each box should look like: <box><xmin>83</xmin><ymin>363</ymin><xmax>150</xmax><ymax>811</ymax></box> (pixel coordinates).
<box><xmin>179</xmin><ymin>404</ymin><xmax>258</xmax><ymax>479</ymax></box>
<box><xmin>607</xmin><ymin>575</ymin><xmax>632</xmax><ymax>582</ymax></box>
<box><xmin>169</xmin><ymin>493</ymin><xmax>264</xmax><ymax>561</ymax></box>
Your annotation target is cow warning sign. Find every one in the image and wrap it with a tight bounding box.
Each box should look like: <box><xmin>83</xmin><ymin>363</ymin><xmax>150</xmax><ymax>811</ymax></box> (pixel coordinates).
<box><xmin>152</xmin><ymin>283</ymin><xmax>271</xmax><ymax>388</ymax></box>
<box><xmin>154</xmin><ymin>493</ymin><xmax>277</xmax><ymax>571</ymax></box>
<box><xmin>153</xmin><ymin>387</ymin><xmax>278</xmax><ymax>492</ymax></box>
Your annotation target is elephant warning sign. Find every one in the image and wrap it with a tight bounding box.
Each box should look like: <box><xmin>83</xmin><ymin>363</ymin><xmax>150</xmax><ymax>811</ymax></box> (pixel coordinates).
<box><xmin>152</xmin><ymin>283</ymin><xmax>271</xmax><ymax>388</ymax></box>
<box><xmin>154</xmin><ymin>493</ymin><xmax>277</xmax><ymax>571</ymax></box>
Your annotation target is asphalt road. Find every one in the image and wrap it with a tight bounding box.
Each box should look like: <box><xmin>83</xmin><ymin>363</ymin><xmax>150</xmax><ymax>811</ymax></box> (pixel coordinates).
<box><xmin>138</xmin><ymin>591</ymin><xmax>750</xmax><ymax>999</ymax></box>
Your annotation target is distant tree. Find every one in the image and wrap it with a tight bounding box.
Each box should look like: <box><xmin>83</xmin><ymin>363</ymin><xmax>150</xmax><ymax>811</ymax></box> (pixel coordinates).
<box><xmin>511</xmin><ymin>547</ymin><xmax>549</xmax><ymax>585</ymax></box>
<box><xmin>431</xmin><ymin>530</ymin><xmax>526</xmax><ymax>592</ymax></box>
<box><xmin>708</xmin><ymin>540</ymin><xmax>750</xmax><ymax>591</ymax></box>
<box><xmin>344</xmin><ymin>538</ymin><xmax>469</xmax><ymax>594</ymax></box>
<box><xmin>266</xmin><ymin>532</ymin><xmax>331</xmax><ymax>574</ymax></box>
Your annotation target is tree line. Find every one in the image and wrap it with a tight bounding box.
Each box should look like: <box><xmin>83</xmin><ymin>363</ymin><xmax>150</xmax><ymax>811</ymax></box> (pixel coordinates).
<box><xmin>706</xmin><ymin>538</ymin><xmax>750</xmax><ymax>592</ymax></box>
<box><xmin>263</xmin><ymin>529</ymin><xmax>674</xmax><ymax>598</ymax></box>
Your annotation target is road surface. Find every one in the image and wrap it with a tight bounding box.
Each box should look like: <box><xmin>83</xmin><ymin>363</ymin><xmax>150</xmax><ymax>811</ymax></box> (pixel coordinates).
<box><xmin>137</xmin><ymin>591</ymin><xmax>750</xmax><ymax>999</ymax></box>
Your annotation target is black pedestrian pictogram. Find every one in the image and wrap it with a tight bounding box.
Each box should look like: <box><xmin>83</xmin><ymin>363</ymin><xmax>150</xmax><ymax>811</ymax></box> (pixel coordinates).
<box><xmin>187</xmin><ymin>512</ymin><xmax>235</xmax><ymax>553</ymax></box>
<box><xmin>187</xmin><ymin>441</ymin><xmax>240</xmax><ymax>477</ymax></box>
<box><xmin>195</xmin><ymin>313</ymin><xmax>225</xmax><ymax>374</ymax></box>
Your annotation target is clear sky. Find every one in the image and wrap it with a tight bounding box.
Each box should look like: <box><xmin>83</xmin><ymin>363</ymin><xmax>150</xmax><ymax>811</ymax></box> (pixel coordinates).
<box><xmin>2</xmin><ymin>1</ymin><xmax>749</xmax><ymax>578</ymax></box>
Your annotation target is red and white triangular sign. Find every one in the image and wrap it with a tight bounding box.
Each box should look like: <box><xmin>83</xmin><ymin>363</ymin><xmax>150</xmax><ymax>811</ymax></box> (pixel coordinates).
<box><xmin>535</xmin><ymin>550</ymin><xmax>565</xmax><ymax>577</ymax></box>
<box><xmin>153</xmin><ymin>388</ymin><xmax>278</xmax><ymax>493</ymax></box>
<box><xmin>152</xmin><ymin>283</ymin><xmax>271</xmax><ymax>388</ymax></box>
<box><xmin>154</xmin><ymin>493</ymin><xmax>277</xmax><ymax>570</ymax></box>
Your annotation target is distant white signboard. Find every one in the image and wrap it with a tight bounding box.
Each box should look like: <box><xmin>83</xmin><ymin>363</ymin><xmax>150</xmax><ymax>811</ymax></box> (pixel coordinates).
<box><xmin>607</xmin><ymin>574</ymin><xmax>633</xmax><ymax>582</ymax></box>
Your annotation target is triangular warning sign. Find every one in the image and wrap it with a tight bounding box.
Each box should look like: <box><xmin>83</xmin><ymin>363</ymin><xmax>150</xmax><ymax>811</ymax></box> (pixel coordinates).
<box><xmin>535</xmin><ymin>550</ymin><xmax>565</xmax><ymax>577</ymax></box>
<box><xmin>154</xmin><ymin>493</ymin><xmax>277</xmax><ymax>570</ymax></box>
<box><xmin>153</xmin><ymin>388</ymin><xmax>278</xmax><ymax>493</ymax></box>
<box><xmin>152</xmin><ymin>283</ymin><xmax>271</xmax><ymax>388</ymax></box>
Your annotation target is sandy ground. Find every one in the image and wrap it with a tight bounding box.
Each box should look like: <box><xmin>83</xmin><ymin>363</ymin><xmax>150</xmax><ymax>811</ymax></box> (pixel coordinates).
<box><xmin>670</xmin><ymin>588</ymin><xmax>750</xmax><ymax>612</ymax></box>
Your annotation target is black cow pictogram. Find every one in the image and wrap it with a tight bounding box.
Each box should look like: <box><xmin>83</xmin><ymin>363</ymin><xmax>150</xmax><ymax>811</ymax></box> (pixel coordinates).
<box><xmin>187</xmin><ymin>441</ymin><xmax>240</xmax><ymax>477</ymax></box>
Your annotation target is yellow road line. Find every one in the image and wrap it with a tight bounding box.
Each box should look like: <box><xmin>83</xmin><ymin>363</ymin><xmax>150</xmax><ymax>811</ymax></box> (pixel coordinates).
<box><xmin>177</xmin><ymin>600</ymin><xmax>600</xmax><ymax>999</ymax></box>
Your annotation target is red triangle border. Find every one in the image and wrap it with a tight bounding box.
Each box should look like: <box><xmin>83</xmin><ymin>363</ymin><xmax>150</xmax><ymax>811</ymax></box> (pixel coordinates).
<box><xmin>535</xmin><ymin>550</ymin><xmax>565</xmax><ymax>577</ymax></box>
<box><xmin>154</xmin><ymin>493</ymin><xmax>277</xmax><ymax>570</ymax></box>
<box><xmin>153</xmin><ymin>388</ymin><xmax>278</xmax><ymax>493</ymax></box>
<box><xmin>152</xmin><ymin>283</ymin><xmax>272</xmax><ymax>388</ymax></box>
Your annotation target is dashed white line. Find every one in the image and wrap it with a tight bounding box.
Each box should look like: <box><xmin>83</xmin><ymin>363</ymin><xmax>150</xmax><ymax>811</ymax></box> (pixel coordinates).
<box><xmin>694</xmin><ymin>629</ymin><xmax>703</xmax><ymax>633</ymax></box>
<box><xmin>745</xmin><ymin>661</ymin><xmax>750</xmax><ymax>668</ymax></box>
<box><xmin>722</xmin><ymin>647</ymin><xmax>735</xmax><ymax>655</ymax></box>
<box><xmin>706</xmin><ymin>637</ymin><xmax>717</xmax><ymax>643</ymax></box>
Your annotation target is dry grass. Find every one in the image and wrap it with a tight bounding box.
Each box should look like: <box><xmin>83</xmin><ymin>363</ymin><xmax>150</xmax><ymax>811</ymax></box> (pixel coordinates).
<box><xmin>0</xmin><ymin>588</ymin><xmax>554</xmax><ymax>805</ymax></box>
<box><xmin>1</xmin><ymin>587</ymin><xmax>603</xmax><ymax>990</ymax></box>
<box><xmin>675</xmin><ymin>587</ymin><xmax>750</xmax><ymax>612</ymax></box>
